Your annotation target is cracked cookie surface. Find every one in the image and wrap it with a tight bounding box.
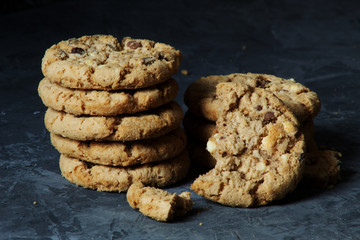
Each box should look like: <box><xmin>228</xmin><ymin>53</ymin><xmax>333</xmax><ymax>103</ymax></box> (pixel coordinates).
<box><xmin>59</xmin><ymin>150</ymin><xmax>190</xmax><ymax>192</ymax></box>
<box><xmin>51</xmin><ymin>128</ymin><xmax>187</xmax><ymax>167</ymax></box>
<box><xmin>42</xmin><ymin>35</ymin><xmax>182</xmax><ymax>90</ymax></box>
<box><xmin>38</xmin><ymin>78</ymin><xmax>178</xmax><ymax>116</ymax></box>
<box><xmin>191</xmin><ymin>82</ymin><xmax>305</xmax><ymax>207</ymax></box>
<box><xmin>184</xmin><ymin>73</ymin><xmax>320</xmax><ymax>123</ymax></box>
<box><xmin>44</xmin><ymin>101</ymin><xmax>183</xmax><ymax>141</ymax></box>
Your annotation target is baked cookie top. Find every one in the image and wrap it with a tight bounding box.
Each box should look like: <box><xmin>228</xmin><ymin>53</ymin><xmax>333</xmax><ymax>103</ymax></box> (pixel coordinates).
<box><xmin>38</xmin><ymin>78</ymin><xmax>178</xmax><ymax>116</ymax></box>
<box><xmin>50</xmin><ymin>128</ymin><xmax>187</xmax><ymax>167</ymax></box>
<box><xmin>59</xmin><ymin>150</ymin><xmax>190</xmax><ymax>192</ymax></box>
<box><xmin>44</xmin><ymin>101</ymin><xmax>183</xmax><ymax>141</ymax></box>
<box><xmin>42</xmin><ymin>35</ymin><xmax>182</xmax><ymax>90</ymax></box>
<box><xmin>184</xmin><ymin>73</ymin><xmax>320</xmax><ymax>123</ymax></box>
<box><xmin>191</xmin><ymin>82</ymin><xmax>305</xmax><ymax>207</ymax></box>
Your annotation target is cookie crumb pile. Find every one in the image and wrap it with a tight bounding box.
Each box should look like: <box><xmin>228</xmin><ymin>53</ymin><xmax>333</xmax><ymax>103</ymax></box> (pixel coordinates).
<box><xmin>38</xmin><ymin>35</ymin><xmax>190</xmax><ymax>194</ymax></box>
<box><xmin>184</xmin><ymin>73</ymin><xmax>341</xmax><ymax>207</ymax></box>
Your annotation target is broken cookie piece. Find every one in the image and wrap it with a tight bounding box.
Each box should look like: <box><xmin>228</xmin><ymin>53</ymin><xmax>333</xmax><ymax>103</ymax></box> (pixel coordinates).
<box><xmin>127</xmin><ymin>182</ymin><xmax>193</xmax><ymax>222</ymax></box>
<box><xmin>191</xmin><ymin>82</ymin><xmax>305</xmax><ymax>207</ymax></box>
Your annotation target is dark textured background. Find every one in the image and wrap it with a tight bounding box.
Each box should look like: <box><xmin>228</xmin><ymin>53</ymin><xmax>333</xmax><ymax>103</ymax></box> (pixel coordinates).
<box><xmin>1</xmin><ymin>0</ymin><xmax>360</xmax><ymax>239</ymax></box>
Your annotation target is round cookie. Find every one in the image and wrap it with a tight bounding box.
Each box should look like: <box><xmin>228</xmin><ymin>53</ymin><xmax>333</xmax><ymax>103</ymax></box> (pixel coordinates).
<box><xmin>42</xmin><ymin>35</ymin><xmax>182</xmax><ymax>90</ymax></box>
<box><xmin>184</xmin><ymin>73</ymin><xmax>321</xmax><ymax>123</ymax></box>
<box><xmin>191</xmin><ymin>82</ymin><xmax>305</xmax><ymax>207</ymax></box>
<box><xmin>50</xmin><ymin>128</ymin><xmax>187</xmax><ymax>167</ymax></box>
<box><xmin>38</xmin><ymin>78</ymin><xmax>178</xmax><ymax>116</ymax></box>
<box><xmin>59</xmin><ymin>150</ymin><xmax>190</xmax><ymax>192</ymax></box>
<box><xmin>44</xmin><ymin>101</ymin><xmax>183</xmax><ymax>141</ymax></box>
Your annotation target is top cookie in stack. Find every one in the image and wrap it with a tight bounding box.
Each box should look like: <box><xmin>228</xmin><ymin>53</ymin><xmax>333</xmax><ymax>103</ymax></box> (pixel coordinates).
<box><xmin>38</xmin><ymin>35</ymin><xmax>190</xmax><ymax>192</ymax></box>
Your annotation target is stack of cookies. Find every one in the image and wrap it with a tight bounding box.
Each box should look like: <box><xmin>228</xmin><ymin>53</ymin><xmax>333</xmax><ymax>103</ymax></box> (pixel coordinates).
<box><xmin>184</xmin><ymin>73</ymin><xmax>341</xmax><ymax>207</ymax></box>
<box><xmin>38</xmin><ymin>35</ymin><xmax>190</xmax><ymax>192</ymax></box>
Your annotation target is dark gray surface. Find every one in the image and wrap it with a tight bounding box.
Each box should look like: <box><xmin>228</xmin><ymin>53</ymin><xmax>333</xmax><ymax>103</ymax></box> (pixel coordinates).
<box><xmin>1</xmin><ymin>0</ymin><xmax>360</xmax><ymax>239</ymax></box>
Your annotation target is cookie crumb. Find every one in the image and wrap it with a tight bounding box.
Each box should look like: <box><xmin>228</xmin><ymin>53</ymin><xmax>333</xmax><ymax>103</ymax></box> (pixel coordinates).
<box><xmin>33</xmin><ymin>201</ymin><xmax>37</xmax><ymax>205</ymax></box>
<box><xmin>242</xmin><ymin>45</ymin><xmax>247</xmax><ymax>51</ymax></box>
<box><xmin>181</xmin><ymin>69</ymin><xmax>189</xmax><ymax>76</ymax></box>
<box><xmin>199</xmin><ymin>222</ymin><xmax>203</xmax><ymax>226</ymax></box>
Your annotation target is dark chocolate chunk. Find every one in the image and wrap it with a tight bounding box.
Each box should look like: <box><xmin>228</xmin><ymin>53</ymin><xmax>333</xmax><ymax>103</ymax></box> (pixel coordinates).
<box><xmin>256</xmin><ymin>76</ymin><xmax>271</xmax><ymax>88</ymax></box>
<box><xmin>127</xmin><ymin>40</ymin><xmax>142</xmax><ymax>49</ymax></box>
<box><xmin>155</xmin><ymin>51</ymin><xmax>169</xmax><ymax>61</ymax></box>
<box><xmin>71</xmin><ymin>47</ymin><xmax>85</xmax><ymax>55</ymax></box>
<box><xmin>263</xmin><ymin>111</ymin><xmax>276</xmax><ymax>124</ymax></box>
<box><xmin>256</xmin><ymin>105</ymin><xmax>263</xmax><ymax>111</ymax></box>
<box><xmin>142</xmin><ymin>57</ymin><xmax>155</xmax><ymax>66</ymax></box>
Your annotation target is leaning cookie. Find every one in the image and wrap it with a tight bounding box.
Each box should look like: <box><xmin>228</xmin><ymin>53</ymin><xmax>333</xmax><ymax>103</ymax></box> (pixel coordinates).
<box><xmin>59</xmin><ymin>150</ymin><xmax>190</xmax><ymax>192</ymax></box>
<box><xmin>184</xmin><ymin>73</ymin><xmax>320</xmax><ymax>123</ymax></box>
<box><xmin>127</xmin><ymin>182</ymin><xmax>193</xmax><ymax>222</ymax></box>
<box><xmin>191</xmin><ymin>82</ymin><xmax>305</xmax><ymax>207</ymax></box>
<box><xmin>44</xmin><ymin>101</ymin><xmax>183</xmax><ymax>141</ymax></box>
<box><xmin>51</xmin><ymin>128</ymin><xmax>187</xmax><ymax>167</ymax></box>
<box><xmin>42</xmin><ymin>35</ymin><xmax>182</xmax><ymax>90</ymax></box>
<box><xmin>38</xmin><ymin>78</ymin><xmax>178</xmax><ymax>116</ymax></box>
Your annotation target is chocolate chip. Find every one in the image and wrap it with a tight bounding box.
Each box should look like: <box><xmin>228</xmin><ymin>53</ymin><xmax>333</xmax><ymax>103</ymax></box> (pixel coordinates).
<box><xmin>263</xmin><ymin>111</ymin><xmax>276</xmax><ymax>124</ymax></box>
<box><xmin>155</xmin><ymin>51</ymin><xmax>169</xmax><ymax>61</ymax></box>
<box><xmin>71</xmin><ymin>47</ymin><xmax>85</xmax><ymax>55</ymax></box>
<box><xmin>127</xmin><ymin>40</ymin><xmax>142</xmax><ymax>49</ymax></box>
<box><xmin>256</xmin><ymin>76</ymin><xmax>271</xmax><ymax>88</ymax></box>
<box><xmin>142</xmin><ymin>57</ymin><xmax>155</xmax><ymax>66</ymax></box>
<box><xmin>222</xmin><ymin>152</ymin><xmax>228</xmax><ymax>157</ymax></box>
<box><xmin>256</xmin><ymin>105</ymin><xmax>263</xmax><ymax>111</ymax></box>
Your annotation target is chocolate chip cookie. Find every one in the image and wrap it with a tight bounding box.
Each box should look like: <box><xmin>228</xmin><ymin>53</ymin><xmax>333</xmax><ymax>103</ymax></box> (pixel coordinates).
<box><xmin>44</xmin><ymin>101</ymin><xmax>183</xmax><ymax>141</ymax></box>
<box><xmin>191</xmin><ymin>82</ymin><xmax>305</xmax><ymax>207</ymax></box>
<box><xmin>38</xmin><ymin>78</ymin><xmax>178</xmax><ymax>116</ymax></box>
<box><xmin>42</xmin><ymin>35</ymin><xmax>182</xmax><ymax>90</ymax></box>
<box><xmin>184</xmin><ymin>73</ymin><xmax>320</xmax><ymax>123</ymax></box>
<box><xmin>50</xmin><ymin>128</ymin><xmax>186</xmax><ymax>167</ymax></box>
